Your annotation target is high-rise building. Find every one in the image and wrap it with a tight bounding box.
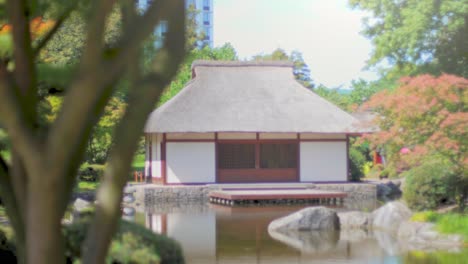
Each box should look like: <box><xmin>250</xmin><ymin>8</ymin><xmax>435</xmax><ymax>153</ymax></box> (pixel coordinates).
<box><xmin>136</xmin><ymin>0</ymin><xmax>214</xmax><ymax>48</ymax></box>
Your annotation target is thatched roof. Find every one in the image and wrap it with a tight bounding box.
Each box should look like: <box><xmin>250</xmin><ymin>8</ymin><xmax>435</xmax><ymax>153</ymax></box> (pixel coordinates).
<box><xmin>145</xmin><ymin>60</ymin><xmax>364</xmax><ymax>133</ymax></box>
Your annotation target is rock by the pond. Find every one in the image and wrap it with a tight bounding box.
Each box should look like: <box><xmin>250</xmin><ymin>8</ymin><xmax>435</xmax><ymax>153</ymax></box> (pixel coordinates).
<box><xmin>376</xmin><ymin>181</ymin><xmax>402</xmax><ymax>201</ymax></box>
<box><xmin>123</xmin><ymin>193</ymin><xmax>135</xmax><ymax>204</ymax></box>
<box><xmin>72</xmin><ymin>198</ymin><xmax>93</xmax><ymax>222</ymax></box>
<box><xmin>338</xmin><ymin>211</ymin><xmax>373</xmax><ymax>229</ymax></box>
<box><xmin>372</xmin><ymin>201</ymin><xmax>412</xmax><ymax>232</ymax></box>
<box><xmin>268</xmin><ymin>207</ymin><xmax>339</xmax><ymax>232</ymax></box>
<box><xmin>397</xmin><ymin>221</ymin><xmax>464</xmax><ymax>251</ymax></box>
<box><xmin>122</xmin><ymin>207</ymin><xmax>135</xmax><ymax>216</ymax></box>
<box><xmin>73</xmin><ymin>198</ymin><xmax>92</xmax><ymax>213</ymax></box>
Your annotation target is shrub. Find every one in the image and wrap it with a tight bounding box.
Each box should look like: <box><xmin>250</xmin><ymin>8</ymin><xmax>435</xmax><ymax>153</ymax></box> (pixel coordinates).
<box><xmin>403</xmin><ymin>159</ymin><xmax>457</xmax><ymax>211</ymax></box>
<box><xmin>64</xmin><ymin>216</ymin><xmax>184</xmax><ymax>264</ymax></box>
<box><xmin>349</xmin><ymin>147</ymin><xmax>366</xmax><ymax>181</ymax></box>
<box><xmin>77</xmin><ymin>163</ymin><xmax>106</xmax><ymax>182</ymax></box>
<box><xmin>0</xmin><ymin>214</ymin><xmax>184</xmax><ymax>263</ymax></box>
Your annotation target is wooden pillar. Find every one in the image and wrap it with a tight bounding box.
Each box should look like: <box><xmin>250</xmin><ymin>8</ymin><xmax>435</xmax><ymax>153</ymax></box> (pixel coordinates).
<box><xmin>296</xmin><ymin>133</ymin><xmax>300</xmax><ymax>182</ymax></box>
<box><xmin>147</xmin><ymin>134</ymin><xmax>152</xmax><ymax>182</ymax></box>
<box><xmin>215</xmin><ymin>132</ymin><xmax>218</xmax><ymax>183</ymax></box>
<box><xmin>346</xmin><ymin>134</ymin><xmax>350</xmax><ymax>181</ymax></box>
<box><xmin>161</xmin><ymin>133</ymin><xmax>167</xmax><ymax>184</ymax></box>
<box><xmin>255</xmin><ymin>132</ymin><xmax>260</xmax><ymax>169</ymax></box>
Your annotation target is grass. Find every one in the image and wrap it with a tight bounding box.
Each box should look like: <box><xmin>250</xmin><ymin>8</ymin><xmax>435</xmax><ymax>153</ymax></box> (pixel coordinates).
<box><xmin>132</xmin><ymin>153</ymin><xmax>145</xmax><ymax>171</ymax></box>
<box><xmin>76</xmin><ymin>181</ymin><xmax>99</xmax><ymax>192</ymax></box>
<box><xmin>0</xmin><ymin>150</ymin><xmax>10</xmax><ymax>163</ymax></box>
<box><xmin>411</xmin><ymin>211</ymin><xmax>468</xmax><ymax>242</ymax></box>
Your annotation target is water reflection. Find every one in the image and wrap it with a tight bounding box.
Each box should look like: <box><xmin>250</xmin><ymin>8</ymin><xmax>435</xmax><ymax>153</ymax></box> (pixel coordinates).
<box><xmin>139</xmin><ymin>203</ymin><xmax>466</xmax><ymax>264</ymax></box>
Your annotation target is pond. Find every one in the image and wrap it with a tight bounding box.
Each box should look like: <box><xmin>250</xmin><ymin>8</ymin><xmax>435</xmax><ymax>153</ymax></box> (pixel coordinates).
<box><xmin>128</xmin><ymin>202</ymin><xmax>467</xmax><ymax>264</ymax></box>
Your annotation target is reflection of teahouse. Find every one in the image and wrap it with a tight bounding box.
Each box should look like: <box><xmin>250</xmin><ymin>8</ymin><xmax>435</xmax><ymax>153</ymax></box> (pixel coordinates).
<box><xmin>144</xmin><ymin>60</ymin><xmax>369</xmax><ymax>185</ymax></box>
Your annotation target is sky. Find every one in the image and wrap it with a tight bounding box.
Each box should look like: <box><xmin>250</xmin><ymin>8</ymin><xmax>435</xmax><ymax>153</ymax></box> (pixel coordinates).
<box><xmin>213</xmin><ymin>0</ymin><xmax>379</xmax><ymax>88</ymax></box>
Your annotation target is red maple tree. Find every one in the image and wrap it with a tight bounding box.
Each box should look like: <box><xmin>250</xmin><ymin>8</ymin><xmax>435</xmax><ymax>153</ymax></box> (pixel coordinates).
<box><xmin>362</xmin><ymin>74</ymin><xmax>467</xmax><ymax>176</ymax></box>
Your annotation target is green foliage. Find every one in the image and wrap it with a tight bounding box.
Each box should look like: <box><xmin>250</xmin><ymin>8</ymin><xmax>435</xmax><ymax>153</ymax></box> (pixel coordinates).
<box><xmin>78</xmin><ymin>164</ymin><xmax>106</xmax><ymax>182</ymax></box>
<box><xmin>411</xmin><ymin>211</ymin><xmax>439</xmax><ymax>222</ymax></box>
<box><xmin>0</xmin><ymin>34</ymin><xmax>12</xmax><ymax>58</ymax></box>
<box><xmin>63</xmin><ymin>217</ymin><xmax>184</xmax><ymax>264</ymax></box>
<box><xmin>132</xmin><ymin>153</ymin><xmax>145</xmax><ymax>172</ymax></box>
<box><xmin>349</xmin><ymin>146</ymin><xmax>366</xmax><ymax>181</ymax></box>
<box><xmin>350</xmin><ymin>0</ymin><xmax>468</xmax><ymax>78</ymax></box>
<box><xmin>402</xmin><ymin>158</ymin><xmax>457</xmax><ymax>211</ymax></box>
<box><xmin>314</xmin><ymin>85</ymin><xmax>352</xmax><ymax>111</ymax></box>
<box><xmin>0</xmin><ymin>213</ymin><xmax>185</xmax><ymax>263</ymax></box>
<box><xmin>86</xmin><ymin>97</ymin><xmax>126</xmax><ymax>164</ymax></box>
<box><xmin>76</xmin><ymin>181</ymin><xmax>99</xmax><ymax>192</ymax></box>
<box><xmin>404</xmin><ymin>249</ymin><xmax>468</xmax><ymax>264</ymax></box>
<box><xmin>411</xmin><ymin>211</ymin><xmax>468</xmax><ymax>242</ymax></box>
<box><xmin>185</xmin><ymin>3</ymin><xmax>205</xmax><ymax>50</ymax></box>
<box><xmin>435</xmin><ymin>213</ymin><xmax>468</xmax><ymax>242</ymax></box>
<box><xmin>40</xmin><ymin>8</ymin><xmax>122</xmax><ymax>65</ymax></box>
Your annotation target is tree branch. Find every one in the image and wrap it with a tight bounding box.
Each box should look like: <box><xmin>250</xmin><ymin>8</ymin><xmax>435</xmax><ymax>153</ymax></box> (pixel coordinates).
<box><xmin>0</xmin><ymin>64</ymin><xmax>42</xmax><ymax>172</ymax></box>
<box><xmin>82</xmin><ymin>1</ymin><xmax>186</xmax><ymax>262</ymax></box>
<box><xmin>46</xmin><ymin>0</ymin><xmax>180</xmax><ymax>210</ymax></box>
<box><xmin>80</xmin><ymin>0</ymin><xmax>116</xmax><ymax>71</ymax></box>
<box><xmin>33</xmin><ymin>5</ymin><xmax>75</xmax><ymax>57</ymax></box>
<box><xmin>6</xmin><ymin>0</ymin><xmax>37</xmax><ymax>121</ymax></box>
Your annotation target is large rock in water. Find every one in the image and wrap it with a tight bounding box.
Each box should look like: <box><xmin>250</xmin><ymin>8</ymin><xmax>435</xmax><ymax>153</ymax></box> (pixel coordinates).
<box><xmin>372</xmin><ymin>201</ymin><xmax>412</xmax><ymax>232</ymax></box>
<box><xmin>338</xmin><ymin>211</ymin><xmax>373</xmax><ymax>229</ymax></box>
<box><xmin>268</xmin><ymin>207</ymin><xmax>340</xmax><ymax>232</ymax></box>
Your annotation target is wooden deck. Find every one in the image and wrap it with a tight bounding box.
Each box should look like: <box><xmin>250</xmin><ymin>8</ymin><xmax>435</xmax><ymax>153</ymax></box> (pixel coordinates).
<box><xmin>209</xmin><ymin>188</ymin><xmax>347</xmax><ymax>206</ymax></box>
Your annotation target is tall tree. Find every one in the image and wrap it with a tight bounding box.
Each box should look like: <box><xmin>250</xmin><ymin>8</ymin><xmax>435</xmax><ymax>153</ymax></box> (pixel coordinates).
<box><xmin>362</xmin><ymin>74</ymin><xmax>467</xmax><ymax>201</ymax></box>
<box><xmin>350</xmin><ymin>0</ymin><xmax>468</xmax><ymax>77</ymax></box>
<box><xmin>0</xmin><ymin>1</ymin><xmax>186</xmax><ymax>263</ymax></box>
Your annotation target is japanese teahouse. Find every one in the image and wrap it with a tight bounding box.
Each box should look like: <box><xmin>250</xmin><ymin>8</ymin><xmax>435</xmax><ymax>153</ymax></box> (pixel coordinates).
<box><xmin>144</xmin><ymin>60</ymin><xmax>363</xmax><ymax>185</ymax></box>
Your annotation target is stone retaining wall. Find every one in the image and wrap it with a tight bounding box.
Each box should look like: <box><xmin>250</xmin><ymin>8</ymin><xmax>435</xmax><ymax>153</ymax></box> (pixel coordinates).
<box><xmin>142</xmin><ymin>185</ymin><xmax>215</xmax><ymax>204</ymax></box>
<box><xmin>132</xmin><ymin>183</ymin><xmax>377</xmax><ymax>211</ymax></box>
<box><xmin>314</xmin><ymin>183</ymin><xmax>377</xmax><ymax>210</ymax></box>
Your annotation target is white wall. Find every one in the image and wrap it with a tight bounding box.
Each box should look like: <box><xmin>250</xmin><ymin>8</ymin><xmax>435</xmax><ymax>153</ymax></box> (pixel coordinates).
<box><xmin>148</xmin><ymin>134</ymin><xmax>162</xmax><ymax>178</ymax></box>
<box><xmin>166</xmin><ymin>142</ymin><xmax>215</xmax><ymax>183</ymax></box>
<box><xmin>145</xmin><ymin>133</ymin><xmax>162</xmax><ymax>178</ymax></box>
<box><xmin>300</xmin><ymin>141</ymin><xmax>347</xmax><ymax>182</ymax></box>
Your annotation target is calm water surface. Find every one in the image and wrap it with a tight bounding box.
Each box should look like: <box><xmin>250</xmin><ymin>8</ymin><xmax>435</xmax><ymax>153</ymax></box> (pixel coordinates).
<box><xmin>130</xmin><ymin>202</ymin><xmax>467</xmax><ymax>264</ymax></box>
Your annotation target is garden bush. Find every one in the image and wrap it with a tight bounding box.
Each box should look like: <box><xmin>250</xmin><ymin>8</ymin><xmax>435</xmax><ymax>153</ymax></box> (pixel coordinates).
<box><xmin>349</xmin><ymin>147</ymin><xmax>366</xmax><ymax>181</ymax></box>
<box><xmin>0</xmin><ymin>216</ymin><xmax>184</xmax><ymax>263</ymax></box>
<box><xmin>403</xmin><ymin>159</ymin><xmax>457</xmax><ymax>211</ymax></box>
<box><xmin>64</xmin><ymin>216</ymin><xmax>185</xmax><ymax>264</ymax></box>
<box><xmin>77</xmin><ymin>163</ymin><xmax>106</xmax><ymax>182</ymax></box>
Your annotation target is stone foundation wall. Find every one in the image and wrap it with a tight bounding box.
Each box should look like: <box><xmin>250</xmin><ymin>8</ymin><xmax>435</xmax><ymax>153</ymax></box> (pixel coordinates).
<box><xmin>314</xmin><ymin>183</ymin><xmax>377</xmax><ymax>210</ymax></box>
<box><xmin>133</xmin><ymin>183</ymin><xmax>377</xmax><ymax>211</ymax></box>
<box><xmin>142</xmin><ymin>185</ymin><xmax>215</xmax><ymax>204</ymax></box>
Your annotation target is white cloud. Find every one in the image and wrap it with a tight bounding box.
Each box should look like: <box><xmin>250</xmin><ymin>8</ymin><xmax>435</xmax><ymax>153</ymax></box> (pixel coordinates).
<box><xmin>214</xmin><ymin>0</ymin><xmax>378</xmax><ymax>88</ymax></box>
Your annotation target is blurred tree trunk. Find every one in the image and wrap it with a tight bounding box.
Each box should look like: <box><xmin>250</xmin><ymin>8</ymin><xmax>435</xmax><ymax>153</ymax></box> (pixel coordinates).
<box><xmin>0</xmin><ymin>0</ymin><xmax>186</xmax><ymax>263</ymax></box>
